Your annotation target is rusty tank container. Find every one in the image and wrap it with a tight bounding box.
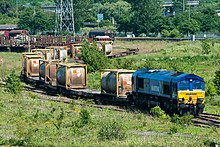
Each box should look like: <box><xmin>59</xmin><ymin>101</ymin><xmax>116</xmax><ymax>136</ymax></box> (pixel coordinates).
<box><xmin>22</xmin><ymin>54</ymin><xmax>44</xmax><ymax>77</ymax></box>
<box><xmin>22</xmin><ymin>52</ymin><xmax>41</xmax><ymax>74</ymax></box>
<box><xmin>56</xmin><ymin>63</ymin><xmax>87</xmax><ymax>89</ymax></box>
<box><xmin>39</xmin><ymin>60</ymin><xmax>60</xmax><ymax>85</ymax></box>
<box><xmin>101</xmin><ymin>69</ymin><xmax>135</xmax><ymax>97</ymax></box>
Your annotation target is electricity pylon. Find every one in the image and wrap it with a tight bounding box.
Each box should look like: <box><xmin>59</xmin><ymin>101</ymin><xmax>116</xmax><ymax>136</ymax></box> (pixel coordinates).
<box><xmin>55</xmin><ymin>0</ymin><xmax>75</xmax><ymax>37</ymax></box>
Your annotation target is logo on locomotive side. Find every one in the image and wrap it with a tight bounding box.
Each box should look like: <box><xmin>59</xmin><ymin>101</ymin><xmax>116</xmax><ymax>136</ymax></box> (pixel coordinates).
<box><xmin>151</xmin><ymin>85</ymin><xmax>160</xmax><ymax>92</ymax></box>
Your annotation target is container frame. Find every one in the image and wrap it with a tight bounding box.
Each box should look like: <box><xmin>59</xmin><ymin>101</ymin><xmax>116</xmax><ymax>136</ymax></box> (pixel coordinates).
<box><xmin>100</xmin><ymin>69</ymin><xmax>135</xmax><ymax>97</ymax></box>
<box><xmin>56</xmin><ymin>63</ymin><xmax>88</xmax><ymax>89</ymax></box>
<box><xmin>23</xmin><ymin>54</ymin><xmax>44</xmax><ymax>78</ymax></box>
<box><xmin>39</xmin><ymin>60</ymin><xmax>60</xmax><ymax>86</ymax></box>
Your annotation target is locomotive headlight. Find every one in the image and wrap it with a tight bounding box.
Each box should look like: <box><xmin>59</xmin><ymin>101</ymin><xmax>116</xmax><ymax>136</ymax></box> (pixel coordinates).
<box><xmin>178</xmin><ymin>98</ymin><xmax>184</xmax><ymax>102</ymax></box>
<box><xmin>198</xmin><ymin>98</ymin><xmax>204</xmax><ymax>102</ymax></box>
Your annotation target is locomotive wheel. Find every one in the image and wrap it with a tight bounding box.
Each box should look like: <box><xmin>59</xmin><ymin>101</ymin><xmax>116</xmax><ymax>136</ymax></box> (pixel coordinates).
<box><xmin>195</xmin><ymin>107</ymin><xmax>204</xmax><ymax>116</ymax></box>
<box><xmin>179</xmin><ymin>108</ymin><xmax>185</xmax><ymax>116</ymax></box>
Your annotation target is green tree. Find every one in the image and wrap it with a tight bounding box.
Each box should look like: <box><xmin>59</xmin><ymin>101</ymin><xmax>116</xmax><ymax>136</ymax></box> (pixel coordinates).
<box><xmin>179</xmin><ymin>19</ymin><xmax>200</xmax><ymax>35</ymax></box>
<box><xmin>81</xmin><ymin>41</ymin><xmax>108</xmax><ymax>72</ymax></box>
<box><xmin>0</xmin><ymin>0</ymin><xmax>13</xmax><ymax>14</ymax></box>
<box><xmin>126</xmin><ymin>0</ymin><xmax>161</xmax><ymax>35</ymax></box>
<box><xmin>18</xmin><ymin>7</ymin><xmax>55</xmax><ymax>34</ymax></box>
<box><xmin>73</xmin><ymin>0</ymin><xmax>93</xmax><ymax>32</ymax></box>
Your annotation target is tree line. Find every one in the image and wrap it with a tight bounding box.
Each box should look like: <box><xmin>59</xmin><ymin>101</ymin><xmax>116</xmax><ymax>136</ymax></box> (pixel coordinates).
<box><xmin>0</xmin><ymin>0</ymin><xmax>220</xmax><ymax>37</ymax></box>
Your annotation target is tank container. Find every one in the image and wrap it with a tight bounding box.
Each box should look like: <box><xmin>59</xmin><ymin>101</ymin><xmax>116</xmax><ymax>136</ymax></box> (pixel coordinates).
<box><xmin>56</xmin><ymin>63</ymin><xmax>87</xmax><ymax>89</ymax></box>
<box><xmin>101</xmin><ymin>69</ymin><xmax>134</xmax><ymax>97</ymax></box>
<box><xmin>23</xmin><ymin>54</ymin><xmax>44</xmax><ymax>77</ymax></box>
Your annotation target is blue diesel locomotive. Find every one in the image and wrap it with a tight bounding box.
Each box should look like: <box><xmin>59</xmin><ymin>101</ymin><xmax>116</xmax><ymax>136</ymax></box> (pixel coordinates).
<box><xmin>132</xmin><ymin>68</ymin><xmax>205</xmax><ymax>115</ymax></box>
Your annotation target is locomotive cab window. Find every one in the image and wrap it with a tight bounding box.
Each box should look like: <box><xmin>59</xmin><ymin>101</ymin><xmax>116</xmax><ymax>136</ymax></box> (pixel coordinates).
<box><xmin>163</xmin><ymin>84</ymin><xmax>170</xmax><ymax>95</ymax></box>
<box><xmin>192</xmin><ymin>80</ymin><xmax>204</xmax><ymax>90</ymax></box>
<box><xmin>138</xmin><ymin>78</ymin><xmax>144</xmax><ymax>89</ymax></box>
<box><xmin>178</xmin><ymin>81</ymin><xmax>189</xmax><ymax>91</ymax></box>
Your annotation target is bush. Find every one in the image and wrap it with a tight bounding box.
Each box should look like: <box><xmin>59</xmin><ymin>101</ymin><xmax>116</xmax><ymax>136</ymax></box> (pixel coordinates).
<box><xmin>169</xmin><ymin>29</ymin><xmax>181</xmax><ymax>38</ymax></box>
<box><xmin>161</xmin><ymin>29</ymin><xmax>170</xmax><ymax>37</ymax></box>
<box><xmin>98</xmin><ymin>121</ymin><xmax>126</xmax><ymax>140</ymax></box>
<box><xmin>213</xmin><ymin>69</ymin><xmax>220</xmax><ymax>95</ymax></box>
<box><xmin>201</xmin><ymin>40</ymin><xmax>211</xmax><ymax>54</ymax></box>
<box><xmin>171</xmin><ymin>114</ymin><xmax>193</xmax><ymax>126</ymax></box>
<box><xmin>150</xmin><ymin>106</ymin><xmax>170</xmax><ymax>120</ymax></box>
<box><xmin>81</xmin><ymin>42</ymin><xmax>108</xmax><ymax>72</ymax></box>
<box><xmin>206</xmin><ymin>82</ymin><xmax>217</xmax><ymax>96</ymax></box>
<box><xmin>206</xmin><ymin>97</ymin><xmax>220</xmax><ymax>106</ymax></box>
<box><xmin>5</xmin><ymin>70</ymin><xmax>22</xmax><ymax>94</ymax></box>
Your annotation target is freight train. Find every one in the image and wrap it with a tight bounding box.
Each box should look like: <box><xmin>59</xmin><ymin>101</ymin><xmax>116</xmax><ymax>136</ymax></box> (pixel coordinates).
<box><xmin>20</xmin><ymin>50</ymin><xmax>205</xmax><ymax>116</ymax></box>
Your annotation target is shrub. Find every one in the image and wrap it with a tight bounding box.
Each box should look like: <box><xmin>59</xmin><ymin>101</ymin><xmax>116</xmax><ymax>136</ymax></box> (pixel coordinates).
<box><xmin>81</xmin><ymin>41</ymin><xmax>108</xmax><ymax>72</ymax></box>
<box><xmin>169</xmin><ymin>29</ymin><xmax>181</xmax><ymax>38</ymax></box>
<box><xmin>98</xmin><ymin>121</ymin><xmax>126</xmax><ymax>140</ymax></box>
<box><xmin>206</xmin><ymin>82</ymin><xmax>217</xmax><ymax>96</ymax></box>
<box><xmin>5</xmin><ymin>70</ymin><xmax>22</xmax><ymax>94</ymax></box>
<box><xmin>171</xmin><ymin>114</ymin><xmax>193</xmax><ymax>126</ymax></box>
<box><xmin>150</xmin><ymin>106</ymin><xmax>170</xmax><ymax>120</ymax></box>
<box><xmin>201</xmin><ymin>40</ymin><xmax>211</xmax><ymax>54</ymax></box>
<box><xmin>213</xmin><ymin>69</ymin><xmax>220</xmax><ymax>95</ymax></box>
<box><xmin>206</xmin><ymin>97</ymin><xmax>220</xmax><ymax>106</ymax></box>
<box><xmin>161</xmin><ymin>29</ymin><xmax>170</xmax><ymax>38</ymax></box>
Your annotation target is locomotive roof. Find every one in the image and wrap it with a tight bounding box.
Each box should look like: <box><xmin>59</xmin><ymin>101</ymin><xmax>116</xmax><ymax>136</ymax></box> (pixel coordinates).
<box><xmin>133</xmin><ymin>68</ymin><xmax>204</xmax><ymax>82</ymax></box>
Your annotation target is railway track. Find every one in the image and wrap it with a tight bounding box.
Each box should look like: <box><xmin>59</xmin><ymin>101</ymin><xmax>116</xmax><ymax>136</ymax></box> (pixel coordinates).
<box><xmin>107</xmin><ymin>48</ymin><xmax>139</xmax><ymax>58</ymax></box>
<box><xmin>2</xmin><ymin>81</ymin><xmax>220</xmax><ymax>129</ymax></box>
<box><xmin>24</xmin><ymin>84</ymin><xmax>128</xmax><ymax>113</ymax></box>
<box><xmin>192</xmin><ymin>113</ymin><xmax>220</xmax><ymax>128</ymax></box>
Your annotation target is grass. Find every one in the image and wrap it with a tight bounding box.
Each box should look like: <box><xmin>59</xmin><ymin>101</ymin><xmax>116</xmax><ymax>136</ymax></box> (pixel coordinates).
<box><xmin>0</xmin><ymin>40</ymin><xmax>220</xmax><ymax>146</ymax></box>
<box><xmin>0</xmin><ymin>89</ymin><xmax>219</xmax><ymax>146</ymax></box>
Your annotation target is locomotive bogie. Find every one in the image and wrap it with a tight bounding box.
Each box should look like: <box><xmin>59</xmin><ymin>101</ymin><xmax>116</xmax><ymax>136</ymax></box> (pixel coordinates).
<box><xmin>132</xmin><ymin>68</ymin><xmax>205</xmax><ymax>115</ymax></box>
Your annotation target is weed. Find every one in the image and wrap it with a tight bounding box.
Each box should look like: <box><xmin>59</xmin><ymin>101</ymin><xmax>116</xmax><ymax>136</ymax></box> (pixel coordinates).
<box><xmin>53</xmin><ymin>107</ymin><xmax>64</xmax><ymax>130</ymax></box>
<box><xmin>203</xmin><ymin>139</ymin><xmax>219</xmax><ymax>147</ymax></box>
<box><xmin>169</xmin><ymin>125</ymin><xmax>178</xmax><ymax>135</ymax></box>
<box><xmin>171</xmin><ymin>114</ymin><xmax>193</xmax><ymax>125</ymax></box>
<box><xmin>29</xmin><ymin>93</ymin><xmax>38</xmax><ymax>99</ymax></box>
<box><xmin>69</xmin><ymin>100</ymin><xmax>75</xmax><ymax>110</ymax></box>
<box><xmin>98</xmin><ymin>121</ymin><xmax>126</xmax><ymax>140</ymax></box>
<box><xmin>79</xmin><ymin>109</ymin><xmax>90</xmax><ymax>125</ymax></box>
<box><xmin>74</xmin><ymin>109</ymin><xmax>91</xmax><ymax>128</ymax></box>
